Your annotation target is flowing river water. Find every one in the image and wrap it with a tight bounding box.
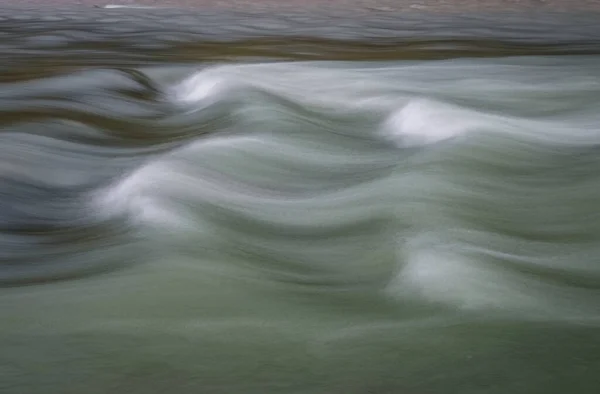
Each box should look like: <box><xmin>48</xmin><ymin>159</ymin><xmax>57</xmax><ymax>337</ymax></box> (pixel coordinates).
<box><xmin>1</xmin><ymin>6</ymin><xmax>600</xmax><ymax>394</ymax></box>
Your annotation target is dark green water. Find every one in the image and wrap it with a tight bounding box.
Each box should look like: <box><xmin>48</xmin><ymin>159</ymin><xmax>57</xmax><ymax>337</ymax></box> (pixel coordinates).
<box><xmin>1</xmin><ymin>7</ymin><xmax>599</xmax><ymax>394</ymax></box>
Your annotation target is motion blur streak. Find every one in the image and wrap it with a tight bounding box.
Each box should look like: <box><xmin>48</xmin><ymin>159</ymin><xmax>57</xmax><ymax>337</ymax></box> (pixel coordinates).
<box><xmin>0</xmin><ymin>8</ymin><xmax>599</xmax><ymax>394</ymax></box>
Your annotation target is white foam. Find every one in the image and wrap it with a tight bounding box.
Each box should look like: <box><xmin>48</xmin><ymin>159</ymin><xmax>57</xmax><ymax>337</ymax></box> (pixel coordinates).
<box><xmin>389</xmin><ymin>242</ymin><xmax>514</xmax><ymax>310</ymax></box>
<box><xmin>92</xmin><ymin>161</ymin><xmax>195</xmax><ymax>231</ymax></box>
<box><xmin>173</xmin><ymin>73</ymin><xmax>228</xmax><ymax>104</ymax></box>
<box><xmin>381</xmin><ymin>99</ymin><xmax>474</xmax><ymax>148</ymax></box>
<box><xmin>385</xmin><ymin>232</ymin><xmax>600</xmax><ymax>321</ymax></box>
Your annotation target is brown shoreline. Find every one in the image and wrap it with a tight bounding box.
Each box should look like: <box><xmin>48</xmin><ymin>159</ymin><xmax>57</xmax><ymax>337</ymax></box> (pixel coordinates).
<box><xmin>8</xmin><ymin>0</ymin><xmax>600</xmax><ymax>13</ymax></box>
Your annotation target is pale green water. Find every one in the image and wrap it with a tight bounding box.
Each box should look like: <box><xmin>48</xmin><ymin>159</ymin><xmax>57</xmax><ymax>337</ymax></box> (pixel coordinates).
<box><xmin>1</xmin><ymin>8</ymin><xmax>599</xmax><ymax>394</ymax></box>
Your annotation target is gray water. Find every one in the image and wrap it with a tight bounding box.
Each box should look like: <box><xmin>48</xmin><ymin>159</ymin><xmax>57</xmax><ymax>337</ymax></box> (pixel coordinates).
<box><xmin>1</xmin><ymin>8</ymin><xmax>600</xmax><ymax>394</ymax></box>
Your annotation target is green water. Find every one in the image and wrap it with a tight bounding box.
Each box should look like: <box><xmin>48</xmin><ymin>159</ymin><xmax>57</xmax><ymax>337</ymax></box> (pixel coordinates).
<box><xmin>0</xmin><ymin>8</ymin><xmax>599</xmax><ymax>394</ymax></box>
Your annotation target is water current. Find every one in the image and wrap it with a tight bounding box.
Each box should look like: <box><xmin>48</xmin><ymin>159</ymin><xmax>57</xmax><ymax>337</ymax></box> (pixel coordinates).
<box><xmin>1</xmin><ymin>7</ymin><xmax>600</xmax><ymax>394</ymax></box>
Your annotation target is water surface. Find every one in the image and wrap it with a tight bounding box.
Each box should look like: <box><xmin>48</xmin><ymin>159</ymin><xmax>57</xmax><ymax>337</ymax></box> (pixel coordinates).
<box><xmin>1</xmin><ymin>8</ymin><xmax>599</xmax><ymax>394</ymax></box>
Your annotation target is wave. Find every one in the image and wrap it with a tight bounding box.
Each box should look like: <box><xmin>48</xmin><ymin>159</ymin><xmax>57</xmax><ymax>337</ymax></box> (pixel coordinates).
<box><xmin>76</xmin><ymin>60</ymin><xmax>600</xmax><ymax>322</ymax></box>
<box><xmin>3</xmin><ymin>8</ymin><xmax>600</xmax><ymax>392</ymax></box>
<box><xmin>0</xmin><ymin>58</ymin><xmax>599</xmax><ymax>325</ymax></box>
<box><xmin>2</xmin><ymin>51</ymin><xmax>600</xmax><ymax>394</ymax></box>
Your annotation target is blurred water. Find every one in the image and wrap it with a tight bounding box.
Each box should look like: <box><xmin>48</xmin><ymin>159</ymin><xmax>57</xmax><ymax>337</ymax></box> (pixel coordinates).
<box><xmin>1</xmin><ymin>8</ymin><xmax>599</xmax><ymax>394</ymax></box>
